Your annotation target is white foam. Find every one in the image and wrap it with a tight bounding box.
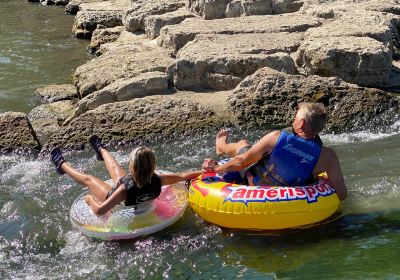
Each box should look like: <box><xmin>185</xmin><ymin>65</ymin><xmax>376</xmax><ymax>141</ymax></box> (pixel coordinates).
<box><xmin>322</xmin><ymin>120</ymin><xmax>400</xmax><ymax>144</ymax></box>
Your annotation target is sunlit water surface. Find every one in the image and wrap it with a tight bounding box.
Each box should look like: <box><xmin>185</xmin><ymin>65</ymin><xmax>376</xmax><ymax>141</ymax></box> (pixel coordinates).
<box><xmin>0</xmin><ymin>1</ymin><xmax>400</xmax><ymax>279</ymax></box>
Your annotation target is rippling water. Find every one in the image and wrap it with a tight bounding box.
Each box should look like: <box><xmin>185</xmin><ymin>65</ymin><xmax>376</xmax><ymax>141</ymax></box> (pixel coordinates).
<box><xmin>1</xmin><ymin>1</ymin><xmax>400</xmax><ymax>279</ymax></box>
<box><xmin>0</xmin><ymin>0</ymin><xmax>89</xmax><ymax>113</ymax></box>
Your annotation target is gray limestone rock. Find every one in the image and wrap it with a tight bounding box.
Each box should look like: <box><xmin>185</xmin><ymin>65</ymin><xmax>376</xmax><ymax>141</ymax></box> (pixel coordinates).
<box><xmin>295</xmin><ymin>36</ymin><xmax>393</xmax><ymax>87</ymax></box>
<box><xmin>123</xmin><ymin>0</ymin><xmax>185</xmax><ymax>32</ymax></box>
<box><xmin>144</xmin><ymin>8</ymin><xmax>195</xmax><ymax>39</ymax></box>
<box><xmin>158</xmin><ymin>13</ymin><xmax>321</xmax><ymax>53</ymax></box>
<box><xmin>0</xmin><ymin>112</ymin><xmax>41</xmax><ymax>153</ymax></box>
<box><xmin>28</xmin><ymin>101</ymin><xmax>76</xmax><ymax>146</ymax></box>
<box><xmin>87</xmin><ymin>25</ymin><xmax>125</xmax><ymax>53</ymax></box>
<box><xmin>74</xmin><ymin>71</ymin><xmax>170</xmax><ymax>116</ymax></box>
<box><xmin>74</xmin><ymin>32</ymin><xmax>173</xmax><ymax>97</ymax></box>
<box><xmin>304</xmin><ymin>11</ymin><xmax>400</xmax><ymax>50</ymax></box>
<box><xmin>41</xmin><ymin>94</ymin><xmax>229</xmax><ymax>152</ymax></box>
<box><xmin>188</xmin><ymin>0</ymin><xmax>304</xmax><ymax>19</ymax></box>
<box><xmin>229</xmin><ymin>67</ymin><xmax>399</xmax><ymax>132</ymax></box>
<box><xmin>35</xmin><ymin>84</ymin><xmax>78</xmax><ymax>103</ymax></box>
<box><xmin>169</xmin><ymin>32</ymin><xmax>301</xmax><ymax>90</ymax></box>
<box><xmin>72</xmin><ymin>0</ymin><xmax>129</xmax><ymax>38</ymax></box>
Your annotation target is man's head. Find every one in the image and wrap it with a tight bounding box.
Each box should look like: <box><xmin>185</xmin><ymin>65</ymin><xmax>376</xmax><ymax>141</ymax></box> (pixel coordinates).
<box><xmin>293</xmin><ymin>103</ymin><xmax>327</xmax><ymax>136</ymax></box>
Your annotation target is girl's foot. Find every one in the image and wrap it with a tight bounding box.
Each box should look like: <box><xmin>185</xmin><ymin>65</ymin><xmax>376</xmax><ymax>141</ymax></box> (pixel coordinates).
<box><xmin>50</xmin><ymin>147</ymin><xmax>66</xmax><ymax>175</ymax></box>
<box><xmin>89</xmin><ymin>135</ymin><xmax>106</xmax><ymax>161</ymax></box>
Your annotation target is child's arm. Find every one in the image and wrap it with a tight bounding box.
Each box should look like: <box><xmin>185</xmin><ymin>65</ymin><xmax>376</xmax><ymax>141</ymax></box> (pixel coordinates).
<box><xmin>159</xmin><ymin>170</ymin><xmax>203</xmax><ymax>186</ymax></box>
<box><xmin>84</xmin><ymin>186</ymin><xmax>126</xmax><ymax>216</ymax></box>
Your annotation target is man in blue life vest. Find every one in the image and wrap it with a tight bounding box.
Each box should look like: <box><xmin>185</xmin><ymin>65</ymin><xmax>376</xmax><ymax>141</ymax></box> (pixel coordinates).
<box><xmin>203</xmin><ymin>102</ymin><xmax>347</xmax><ymax>201</ymax></box>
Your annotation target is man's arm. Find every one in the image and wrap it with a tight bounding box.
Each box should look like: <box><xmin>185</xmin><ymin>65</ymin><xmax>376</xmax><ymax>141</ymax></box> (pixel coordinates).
<box><xmin>214</xmin><ymin>131</ymin><xmax>280</xmax><ymax>174</ymax></box>
<box><xmin>314</xmin><ymin>147</ymin><xmax>348</xmax><ymax>201</ymax></box>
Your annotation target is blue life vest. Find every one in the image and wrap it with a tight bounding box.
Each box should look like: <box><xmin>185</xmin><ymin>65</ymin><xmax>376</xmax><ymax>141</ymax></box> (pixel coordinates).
<box><xmin>251</xmin><ymin>130</ymin><xmax>321</xmax><ymax>186</ymax></box>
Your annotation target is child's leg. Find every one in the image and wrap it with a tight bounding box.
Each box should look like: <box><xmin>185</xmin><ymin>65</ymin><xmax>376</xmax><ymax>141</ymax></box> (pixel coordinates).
<box><xmin>61</xmin><ymin>162</ymin><xmax>111</xmax><ymax>201</ymax></box>
<box><xmin>99</xmin><ymin>148</ymin><xmax>127</xmax><ymax>184</ymax></box>
<box><xmin>216</xmin><ymin>129</ymin><xmax>251</xmax><ymax>158</ymax></box>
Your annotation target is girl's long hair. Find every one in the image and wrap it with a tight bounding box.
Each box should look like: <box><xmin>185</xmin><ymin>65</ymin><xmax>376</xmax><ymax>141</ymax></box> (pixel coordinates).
<box><xmin>128</xmin><ymin>147</ymin><xmax>156</xmax><ymax>187</ymax></box>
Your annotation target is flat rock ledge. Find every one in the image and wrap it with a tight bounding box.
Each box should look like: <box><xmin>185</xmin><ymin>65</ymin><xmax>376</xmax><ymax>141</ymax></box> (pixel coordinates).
<box><xmin>158</xmin><ymin>13</ymin><xmax>321</xmax><ymax>53</ymax></box>
<box><xmin>41</xmin><ymin>93</ymin><xmax>231</xmax><ymax>153</ymax></box>
<box><xmin>229</xmin><ymin>67</ymin><xmax>400</xmax><ymax>132</ymax></box>
<box><xmin>74</xmin><ymin>32</ymin><xmax>173</xmax><ymax>97</ymax></box>
<box><xmin>35</xmin><ymin>84</ymin><xmax>78</xmax><ymax>103</ymax></box>
<box><xmin>0</xmin><ymin>112</ymin><xmax>41</xmax><ymax>154</ymax></box>
<box><xmin>188</xmin><ymin>0</ymin><xmax>304</xmax><ymax>19</ymax></box>
<box><xmin>72</xmin><ymin>0</ymin><xmax>130</xmax><ymax>38</ymax></box>
<box><xmin>169</xmin><ymin>32</ymin><xmax>302</xmax><ymax>90</ymax></box>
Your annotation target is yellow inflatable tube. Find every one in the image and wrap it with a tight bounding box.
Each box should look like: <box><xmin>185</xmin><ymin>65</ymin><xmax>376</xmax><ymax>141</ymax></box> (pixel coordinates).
<box><xmin>189</xmin><ymin>174</ymin><xmax>340</xmax><ymax>230</ymax></box>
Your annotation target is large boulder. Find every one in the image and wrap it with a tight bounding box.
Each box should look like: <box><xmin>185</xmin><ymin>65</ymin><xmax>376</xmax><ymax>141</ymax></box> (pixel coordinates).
<box><xmin>28</xmin><ymin>101</ymin><xmax>76</xmax><ymax>146</ymax></box>
<box><xmin>187</xmin><ymin>0</ymin><xmax>304</xmax><ymax>19</ymax></box>
<box><xmin>65</xmin><ymin>0</ymin><xmax>109</xmax><ymax>14</ymax></box>
<box><xmin>123</xmin><ymin>0</ymin><xmax>185</xmax><ymax>32</ymax></box>
<box><xmin>0</xmin><ymin>112</ymin><xmax>41</xmax><ymax>153</ymax></box>
<box><xmin>73</xmin><ymin>32</ymin><xmax>173</xmax><ymax>97</ymax></box>
<box><xmin>41</xmin><ymin>92</ymin><xmax>231</xmax><ymax>152</ymax></box>
<box><xmin>169</xmin><ymin>32</ymin><xmax>301</xmax><ymax>90</ymax></box>
<box><xmin>229</xmin><ymin>67</ymin><xmax>399</xmax><ymax>132</ymax></box>
<box><xmin>35</xmin><ymin>84</ymin><xmax>78</xmax><ymax>103</ymax></box>
<box><xmin>73</xmin><ymin>71</ymin><xmax>170</xmax><ymax>117</ymax></box>
<box><xmin>72</xmin><ymin>0</ymin><xmax>130</xmax><ymax>38</ymax></box>
<box><xmin>87</xmin><ymin>25</ymin><xmax>125</xmax><ymax>53</ymax></box>
<box><xmin>295</xmin><ymin>36</ymin><xmax>392</xmax><ymax>87</ymax></box>
<box><xmin>304</xmin><ymin>11</ymin><xmax>396</xmax><ymax>48</ymax></box>
<box><xmin>144</xmin><ymin>8</ymin><xmax>195</xmax><ymax>39</ymax></box>
<box><xmin>158</xmin><ymin>13</ymin><xmax>321</xmax><ymax>53</ymax></box>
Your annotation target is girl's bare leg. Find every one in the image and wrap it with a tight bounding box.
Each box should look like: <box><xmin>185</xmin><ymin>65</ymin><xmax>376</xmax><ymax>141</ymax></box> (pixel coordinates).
<box><xmin>99</xmin><ymin>148</ymin><xmax>127</xmax><ymax>184</ymax></box>
<box><xmin>215</xmin><ymin>129</ymin><xmax>250</xmax><ymax>158</ymax></box>
<box><xmin>61</xmin><ymin>162</ymin><xmax>111</xmax><ymax>201</ymax></box>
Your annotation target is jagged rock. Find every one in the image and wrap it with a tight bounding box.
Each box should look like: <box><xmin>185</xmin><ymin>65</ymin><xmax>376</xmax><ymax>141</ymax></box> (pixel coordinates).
<box><xmin>28</xmin><ymin>101</ymin><xmax>76</xmax><ymax>146</ymax></box>
<box><xmin>41</xmin><ymin>93</ymin><xmax>230</xmax><ymax>152</ymax></box>
<box><xmin>158</xmin><ymin>13</ymin><xmax>321</xmax><ymax>53</ymax></box>
<box><xmin>295</xmin><ymin>36</ymin><xmax>392</xmax><ymax>87</ymax></box>
<box><xmin>74</xmin><ymin>32</ymin><xmax>173</xmax><ymax>97</ymax></box>
<box><xmin>72</xmin><ymin>0</ymin><xmax>129</xmax><ymax>38</ymax></box>
<box><xmin>123</xmin><ymin>0</ymin><xmax>185</xmax><ymax>32</ymax></box>
<box><xmin>304</xmin><ymin>11</ymin><xmax>400</xmax><ymax>50</ymax></box>
<box><xmin>0</xmin><ymin>112</ymin><xmax>41</xmax><ymax>153</ymax></box>
<box><xmin>229</xmin><ymin>67</ymin><xmax>399</xmax><ymax>132</ymax></box>
<box><xmin>169</xmin><ymin>32</ymin><xmax>301</xmax><ymax>90</ymax></box>
<box><xmin>188</xmin><ymin>0</ymin><xmax>304</xmax><ymax>19</ymax></box>
<box><xmin>35</xmin><ymin>84</ymin><xmax>78</xmax><ymax>103</ymax></box>
<box><xmin>144</xmin><ymin>8</ymin><xmax>195</xmax><ymax>39</ymax></box>
<box><xmin>188</xmin><ymin>0</ymin><xmax>231</xmax><ymax>19</ymax></box>
<box><xmin>66</xmin><ymin>0</ymin><xmax>108</xmax><ymax>14</ymax></box>
<box><xmin>73</xmin><ymin>71</ymin><xmax>170</xmax><ymax>117</ymax></box>
<box><xmin>301</xmin><ymin>0</ymin><xmax>400</xmax><ymax>18</ymax></box>
<box><xmin>87</xmin><ymin>25</ymin><xmax>124</xmax><ymax>53</ymax></box>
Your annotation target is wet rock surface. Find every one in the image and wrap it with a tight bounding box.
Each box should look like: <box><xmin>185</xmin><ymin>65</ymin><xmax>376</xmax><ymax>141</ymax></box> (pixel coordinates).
<box><xmin>35</xmin><ymin>84</ymin><xmax>78</xmax><ymax>103</ymax></box>
<box><xmin>28</xmin><ymin>100</ymin><xmax>77</xmax><ymax>146</ymax></box>
<box><xmin>41</xmin><ymin>93</ymin><xmax>230</xmax><ymax>152</ymax></box>
<box><xmin>229</xmin><ymin>67</ymin><xmax>400</xmax><ymax>132</ymax></box>
<box><xmin>0</xmin><ymin>112</ymin><xmax>41</xmax><ymax>153</ymax></box>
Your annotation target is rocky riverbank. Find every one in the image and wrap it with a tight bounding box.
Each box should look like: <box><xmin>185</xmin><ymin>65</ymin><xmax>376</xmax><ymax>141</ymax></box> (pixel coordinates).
<box><xmin>1</xmin><ymin>0</ymin><xmax>400</xmax><ymax>154</ymax></box>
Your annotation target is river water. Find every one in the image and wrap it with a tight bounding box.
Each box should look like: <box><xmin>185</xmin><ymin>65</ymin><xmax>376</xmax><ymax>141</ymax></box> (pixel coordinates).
<box><xmin>1</xmin><ymin>1</ymin><xmax>400</xmax><ymax>279</ymax></box>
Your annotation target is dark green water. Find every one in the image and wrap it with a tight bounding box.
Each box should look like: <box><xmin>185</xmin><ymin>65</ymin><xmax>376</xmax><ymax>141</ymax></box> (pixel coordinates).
<box><xmin>0</xmin><ymin>0</ymin><xmax>89</xmax><ymax>113</ymax></box>
<box><xmin>0</xmin><ymin>1</ymin><xmax>400</xmax><ymax>279</ymax></box>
